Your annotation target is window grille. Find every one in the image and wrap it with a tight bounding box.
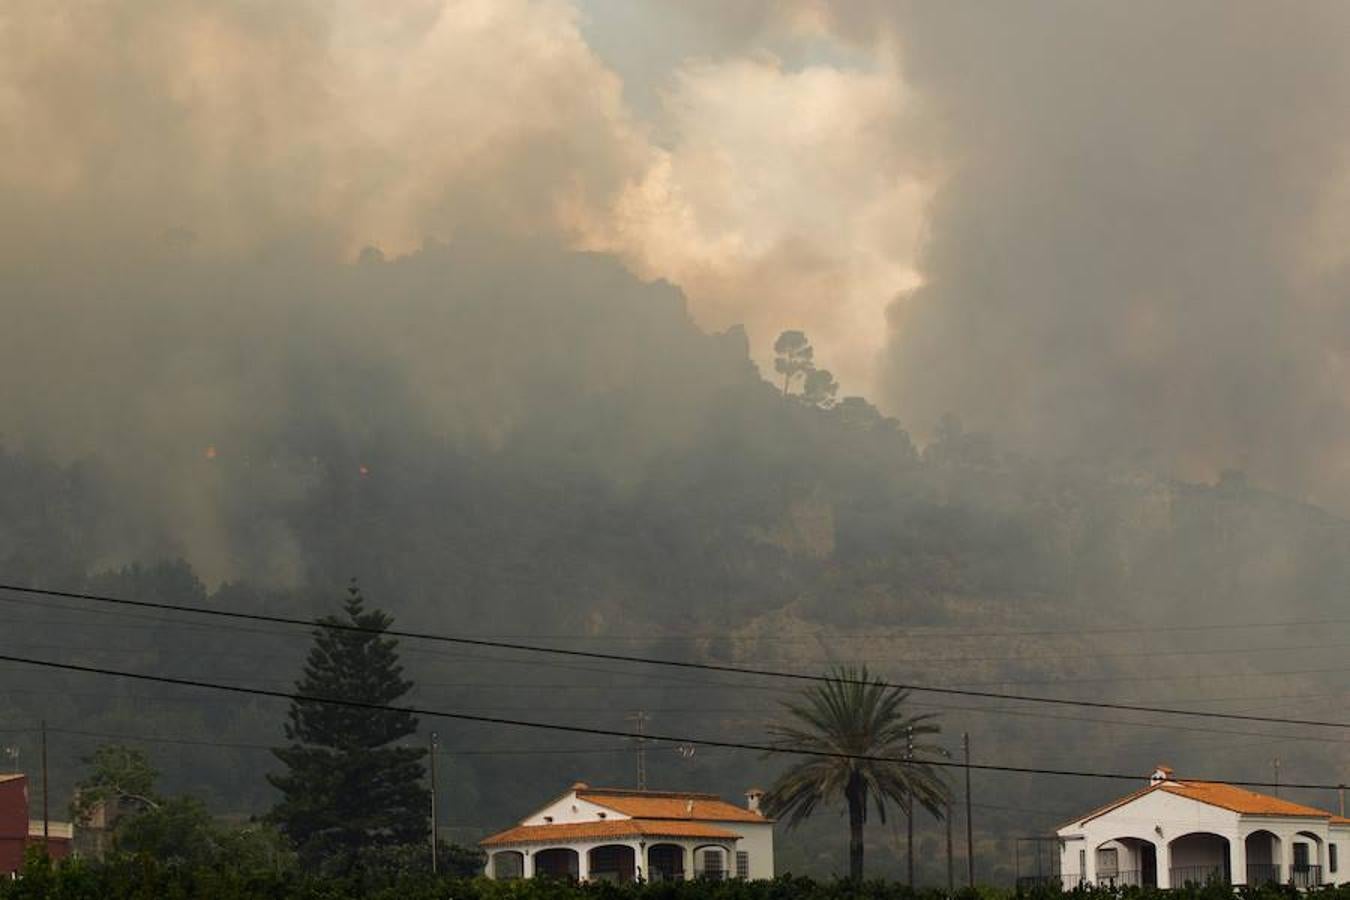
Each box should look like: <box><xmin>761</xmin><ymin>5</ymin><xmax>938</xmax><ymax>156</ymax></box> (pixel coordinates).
<box><xmin>736</xmin><ymin>851</ymin><xmax>750</xmax><ymax>879</ymax></box>
<box><xmin>1330</xmin><ymin>844</ymin><xmax>1338</xmax><ymax>875</ymax></box>
<box><xmin>1096</xmin><ymin>848</ymin><xmax>1119</xmax><ymax>877</ymax></box>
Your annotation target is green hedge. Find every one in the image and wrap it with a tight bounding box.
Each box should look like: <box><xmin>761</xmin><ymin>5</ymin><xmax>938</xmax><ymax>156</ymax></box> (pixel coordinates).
<box><xmin>5</xmin><ymin>854</ymin><xmax>1349</xmax><ymax>900</ymax></box>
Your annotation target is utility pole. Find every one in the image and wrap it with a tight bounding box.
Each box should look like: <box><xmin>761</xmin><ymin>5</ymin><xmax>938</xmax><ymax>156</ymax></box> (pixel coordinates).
<box><xmin>946</xmin><ymin>799</ymin><xmax>954</xmax><ymax>894</ymax></box>
<box><xmin>41</xmin><ymin>720</ymin><xmax>49</xmax><ymax>853</ymax></box>
<box><xmin>964</xmin><ymin>732</ymin><xmax>974</xmax><ymax>888</ymax></box>
<box><xmin>429</xmin><ymin>731</ymin><xmax>440</xmax><ymax>875</ymax></box>
<box><xmin>1272</xmin><ymin>757</ymin><xmax>1281</xmax><ymax>797</ymax></box>
<box><xmin>629</xmin><ymin>711</ymin><xmax>649</xmax><ymax>790</ymax></box>
<box><xmin>906</xmin><ymin>725</ymin><xmax>914</xmax><ymax>888</ymax></box>
<box><xmin>1339</xmin><ymin>783</ymin><xmax>1345</xmax><ymax>818</ymax></box>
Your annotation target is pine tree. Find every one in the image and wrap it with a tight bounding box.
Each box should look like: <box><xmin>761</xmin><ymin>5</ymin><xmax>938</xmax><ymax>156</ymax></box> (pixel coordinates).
<box><xmin>268</xmin><ymin>581</ymin><xmax>429</xmax><ymax>870</ymax></box>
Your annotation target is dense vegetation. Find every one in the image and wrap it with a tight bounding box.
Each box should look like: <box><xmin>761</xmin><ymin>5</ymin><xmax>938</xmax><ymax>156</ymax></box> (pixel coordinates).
<box><xmin>8</xmin><ymin>849</ymin><xmax>1349</xmax><ymax>900</ymax></box>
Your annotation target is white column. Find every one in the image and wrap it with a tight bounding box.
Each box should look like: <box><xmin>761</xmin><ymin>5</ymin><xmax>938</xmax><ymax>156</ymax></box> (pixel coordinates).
<box><xmin>578</xmin><ymin>844</ymin><xmax>590</xmax><ymax>881</ymax></box>
<box><xmin>1230</xmin><ymin>832</ymin><xmax>1246</xmax><ymax>885</ymax></box>
<box><xmin>632</xmin><ymin>842</ymin><xmax>644</xmax><ymax>882</ymax></box>
<box><xmin>1157</xmin><ymin>841</ymin><xmax>1172</xmax><ymax>890</ymax></box>
<box><xmin>522</xmin><ymin>850</ymin><xmax>535</xmax><ymax>879</ymax></box>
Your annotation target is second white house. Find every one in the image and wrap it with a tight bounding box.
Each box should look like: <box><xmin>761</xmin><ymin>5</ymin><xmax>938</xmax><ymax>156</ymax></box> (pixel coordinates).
<box><xmin>1057</xmin><ymin>766</ymin><xmax>1349</xmax><ymax>889</ymax></box>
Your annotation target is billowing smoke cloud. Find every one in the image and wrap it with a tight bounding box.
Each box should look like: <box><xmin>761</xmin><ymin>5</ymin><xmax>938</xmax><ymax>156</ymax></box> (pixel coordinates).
<box><xmin>0</xmin><ymin>0</ymin><xmax>647</xmax><ymax>261</ymax></box>
<box><xmin>7</xmin><ymin>0</ymin><xmax>1350</xmax><ymax>585</ymax></box>
<box><xmin>0</xmin><ymin>0</ymin><xmax>668</xmax><ymax>581</ymax></box>
<box><xmin>645</xmin><ymin>0</ymin><xmax>1350</xmax><ymax>511</ymax></box>
<box><xmin>586</xmin><ymin>51</ymin><xmax>931</xmax><ymax>391</ymax></box>
<box><xmin>860</xmin><ymin>3</ymin><xmax>1350</xmax><ymax>509</ymax></box>
<box><xmin>1</xmin><ymin>0</ymin><xmax>926</xmax><ymax>395</ymax></box>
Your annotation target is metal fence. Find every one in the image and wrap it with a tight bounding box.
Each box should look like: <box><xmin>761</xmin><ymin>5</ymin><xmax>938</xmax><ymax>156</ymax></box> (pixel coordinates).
<box><xmin>1169</xmin><ymin>864</ymin><xmax>1228</xmax><ymax>886</ymax></box>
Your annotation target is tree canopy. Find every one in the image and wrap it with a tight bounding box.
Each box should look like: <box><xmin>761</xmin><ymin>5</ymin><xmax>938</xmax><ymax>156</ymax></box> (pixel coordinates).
<box><xmin>268</xmin><ymin>582</ymin><xmax>429</xmax><ymax>871</ymax></box>
<box><xmin>761</xmin><ymin>666</ymin><xmax>950</xmax><ymax>880</ymax></box>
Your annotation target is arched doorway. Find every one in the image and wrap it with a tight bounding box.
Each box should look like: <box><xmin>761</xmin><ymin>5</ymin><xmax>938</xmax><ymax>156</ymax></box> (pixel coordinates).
<box><xmin>1169</xmin><ymin>832</ymin><xmax>1231</xmax><ymax>886</ymax></box>
<box><xmin>1293</xmin><ymin>832</ymin><xmax>1324</xmax><ymax>888</ymax></box>
<box><xmin>588</xmin><ymin>844</ymin><xmax>636</xmax><ymax>883</ymax></box>
<box><xmin>491</xmin><ymin>850</ymin><xmax>524</xmax><ymax>880</ymax></box>
<box><xmin>1244</xmin><ymin>830</ymin><xmax>1282</xmax><ymax>885</ymax></box>
<box><xmin>535</xmin><ymin>848</ymin><xmax>579</xmax><ymax>880</ymax></box>
<box><xmin>1094</xmin><ymin>837</ymin><xmax>1157</xmax><ymax>887</ymax></box>
<box><xmin>648</xmin><ymin>844</ymin><xmax>686</xmax><ymax>882</ymax></box>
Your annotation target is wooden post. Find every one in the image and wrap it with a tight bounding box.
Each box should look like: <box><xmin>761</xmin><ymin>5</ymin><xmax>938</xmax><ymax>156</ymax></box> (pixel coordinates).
<box><xmin>907</xmin><ymin>725</ymin><xmax>915</xmax><ymax>886</ymax></box>
<box><xmin>946</xmin><ymin>800</ymin><xmax>955</xmax><ymax>894</ymax></box>
<box><xmin>429</xmin><ymin>731</ymin><xmax>439</xmax><ymax>875</ymax></box>
<box><xmin>964</xmin><ymin>732</ymin><xmax>974</xmax><ymax>888</ymax></box>
<box><xmin>41</xmin><ymin>719</ymin><xmax>49</xmax><ymax>853</ymax></box>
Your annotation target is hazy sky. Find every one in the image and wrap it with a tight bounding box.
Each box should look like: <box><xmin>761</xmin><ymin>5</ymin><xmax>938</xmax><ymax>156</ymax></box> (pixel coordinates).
<box><xmin>3</xmin><ymin>1</ymin><xmax>1350</xmax><ymax>509</ymax></box>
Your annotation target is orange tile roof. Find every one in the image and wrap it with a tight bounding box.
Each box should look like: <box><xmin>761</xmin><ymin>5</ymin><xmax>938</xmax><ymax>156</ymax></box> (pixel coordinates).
<box><xmin>0</xmin><ymin>774</ymin><xmax>23</xmax><ymax>783</ymax></box>
<box><xmin>578</xmin><ymin>788</ymin><xmax>769</xmax><ymax>823</ymax></box>
<box><xmin>1065</xmin><ymin>779</ymin><xmax>1336</xmax><ymax>830</ymax></box>
<box><xmin>1160</xmin><ymin>782</ymin><xmax>1333</xmax><ymax>818</ymax></box>
<box><xmin>481</xmin><ymin>819</ymin><xmax>742</xmax><ymax>847</ymax></box>
<box><xmin>1328</xmin><ymin>816</ymin><xmax>1349</xmax><ymax>826</ymax></box>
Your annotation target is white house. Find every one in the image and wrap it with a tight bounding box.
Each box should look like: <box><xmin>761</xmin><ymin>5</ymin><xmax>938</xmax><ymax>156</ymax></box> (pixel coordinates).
<box><xmin>1056</xmin><ymin>766</ymin><xmax>1349</xmax><ymax>889</ymax></box>
<box><xmin>481</xmin><ymin>782</ymin><xmax>774</xmax><ymax>882</ymax></box>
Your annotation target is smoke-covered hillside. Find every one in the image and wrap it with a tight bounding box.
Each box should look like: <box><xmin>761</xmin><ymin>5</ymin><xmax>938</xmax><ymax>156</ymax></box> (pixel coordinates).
<box><xmin>2</xmin><ymin>241</ymin><xmax>1347</xmax><ymax>881</ymax></box>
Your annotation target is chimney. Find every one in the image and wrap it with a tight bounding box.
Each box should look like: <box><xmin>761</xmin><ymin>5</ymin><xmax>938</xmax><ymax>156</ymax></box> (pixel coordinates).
<box><xmin>745</xmin><ymin>788</ymin><xmax>765</xmax><ymax>814</ymax></box>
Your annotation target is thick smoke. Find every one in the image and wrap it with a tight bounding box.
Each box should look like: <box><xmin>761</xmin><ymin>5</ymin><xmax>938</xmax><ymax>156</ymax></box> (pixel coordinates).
<box><xmin>0</xmin><ymin>0</ymin><xmax>655</xmax><ymax>580</ymax></box>
<box><xmin>650</xmin><ymin>0</ymin><xmax>1350</xmax><ymax>510</ymax></box>
<box><xmin>7</xmin><ymin>0</ymin><xmax>1350</xmax><ymax>581</ymax></box>
<box><xmin>865</xmin><ymin>3</ymin><xmax>1350</xmax><ymax>509</ymax></box>
<box><xmin>0</xmin><ymin>0</ymin><xmax>647</xmax><ymax>261</ymax></box>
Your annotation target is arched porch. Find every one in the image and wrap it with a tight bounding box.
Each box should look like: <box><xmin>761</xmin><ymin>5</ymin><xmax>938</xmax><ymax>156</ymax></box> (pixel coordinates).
<box><xmin>1169</xmin><ymin>832</ymin><xmax>1231</xmax><ymax>886</ymax></box>
<box><xmin>1244</xmin><ymin>830</ymin><xmax>1282</xmax><ymax>885</ymax></box>
<box><xmin>1094</xmin><ymin>837</ymin><xmax>1158</xmax><ymax>887</ymax></box>
<box><xmin>534</xmin><ymin>847</ymin><xmax>580</xmax><ymax>881</ymax></box>
<box><xmin>588</xmin><ymin>844</ymin><xmax>637</xmax><ymax>883</ymax></box>
<box><xmin>647</xmin><ymin>843</ymin><xmax>686</xmax><ymax>882</ymax></box>
<box><xmin>1292</xmin><ymin>831</ymin><xmax>1324</xmax><ymax>888</ymax></box>
<box><xmin>692</xmin><ymin>844</ymin><xmax>732</xmax><ymax>880</ymax></box>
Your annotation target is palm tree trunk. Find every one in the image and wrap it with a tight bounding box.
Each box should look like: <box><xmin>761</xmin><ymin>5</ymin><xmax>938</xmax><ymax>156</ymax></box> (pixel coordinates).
<box><xmin>847</xmin><ymin>775</ymin><xmax>865</xmax><ymax>881</ymax></box>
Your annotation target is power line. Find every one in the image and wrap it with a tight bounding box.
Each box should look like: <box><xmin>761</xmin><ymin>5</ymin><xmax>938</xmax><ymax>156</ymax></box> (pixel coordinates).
<box><xmin>9</xmin><ymin>634</ymin><xmax>1350</xmax><ymax>695</ymax></box>
<box><xmin>0</xmin><ymin>724</ymin><xmax>635</xmax><ymax>757</ymax></box>
<box><xmin>7</xmin><ymin>593</ymin><xmax>1350</xmax><ymax>650</ymax></box>
<box><xmin>0</xmin><ymin>651</ymin><xmax>1345</xmax><ymax>792</ymax></box>
<box><xmin>4</xmin><ymin>582</ymin><xmax>1350</xmax><ymax>730</ymax></box>
<box><xmin>7</xmin><ymin>593</ymin><xmax>1349</xmax><ymax>704</ymax></box>
<box><xmin>14</xmin><ymin>607</ymin><xmax>1350</xmax><ymax>665</ymax></box>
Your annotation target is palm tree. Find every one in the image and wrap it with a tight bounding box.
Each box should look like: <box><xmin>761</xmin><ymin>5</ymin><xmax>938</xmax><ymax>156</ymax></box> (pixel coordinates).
<box><xmin>761</xmin><ymin>665</ymin><xmax>949</xmax><ymax>881</ymax></box>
